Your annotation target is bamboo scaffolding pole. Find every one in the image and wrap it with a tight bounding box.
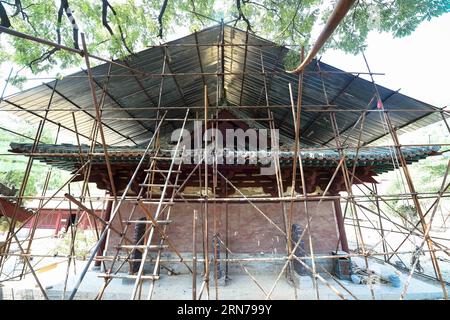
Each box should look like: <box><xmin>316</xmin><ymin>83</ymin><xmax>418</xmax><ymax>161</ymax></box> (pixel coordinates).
<box><xmin>330</xmin><ymin>112</ymin><xmax>376</xmax><ymax>299</ymax></box>
<box><xmin>146</xmin><ymin>150</ymin><xmax>189</xmax><ymax>300</ymax></box>
<box><xmin>269</xmin><ymin>110</ymin><xmax>294</xmax><ymax>287</ymax></box>
<box><xmin>0</xmin><ymin>25</ymin><xmax>146</xmax><ymax>76</ymax></box>
<box><xmin>0</xmin><ymin>67</ymin><xmax>13</xmax><ymax>100</ymax></box>
<box><xmin>399</xmin><ymin>169</ymin><xmax>450</xmax><ymax>299</ymax></box>
<box><xmin>62</xmin><ymin>183</ymin><xmax>78</xmax><ymax>298</ymax></box>
<box><xmin>0</xmin><ymin>203</ymin><xmax>49</xmax><ymax>299</ymax></box>
<box><xmin>386</xmin><ymin>114</ymin><xmax>448</xmax><ymax>299</ymax></box>
<box><xmin>1</xmin><ymin>23</ymin><xmax>449</xmax><ymax>301</ymax></box>
<box><xmin>332</xmin><ymin>110</ymin><xmax>367</xmax><ymax>254</ymax></box>
<box><xmin>72</xmin><ymin>110</ymin><xmax>102</xmax><ymax>268</ymax></box>
<box><xmin>5</xmin><ymin>143</ymin><xmax>448</xmax><ymax>159</ymax></box>
<box><xmin>350</xmin><ymin>196</ymin><xmax>450</xmax><ymax>256</ymax></box>
<box><xmin>64</xmin><ymin>194</ymin><xmax>133</xmax><ymax>244</ymax></box>
<box><xmin>130</xmin><ymin>109</ymin><xmax>190</xmax><ymax>300</ymax></box>
<box><xmin>0</xmin><ymin>125</ymin><xmax>38</xmax><ymax>141</ymax></box>
<box><xmin>258</xmin><ymin>46</ymin><xmax>294</xmax><ymax>295</ymax></box>
<box><xmin>260</xmin><ymin>60</ymin><xmax>298</xmax><ymax>292</ymax></box>
<box><xmin>20</xmin><ymin>125</ymin><xmax>61</xmax><ymax>278</ymax></box>
<box><xmin>193</xmin><ymin>209</ymin><xmax>198</xmax><ymax>300</ymax></box>
<box><xmin>0</xmin><ymin>81</ymin><xmax>57</xmax><ymax>272</ymax></box>
<box><xmin>68</xmin><ymin>74</ymin><xmax>111</xmax><ymax>277</ymax></box>
<box><xmin>301</xmin><ymin>57</ymin><xmax>326</xmax><ymax>300</ymax></box>
<box><xmin>225</xmin><ymin>185</ymin><xmax>229</xmax><ymax>281</ymax></box>
<box><xmin>17</xmin><ymin>193</ymin><xmax>450</xmax><ymax>203</ymax></box>
<box><xmin>217</xmin><ymin>171</ymin><xmax>286</xmax><ymax>235</ymax></box>
<box><xmin>212</xmin><ymin>27</ymin><xmax>223</xmax><ymax>300</ymax></box>
<box><xmin>347</xmin><ymin>197</ymin><xmax>411</xmax><ymax>267</ymax></box>
<box><xmin>77</xmin><ymin>70</ymin><xmax>114</xmax><ymax>241</ymax></box>
<box><xmin>0</xmin><ymin>161</ymin><xmax>91</xmax><ymax>250</ymax></box>
<box><xmin>81</xmin><ymin>48</ymin><xmax>172</xmax><ymax>297</ymax></box>
<box><xmin>287</xmin><ymin>60</ymin><xmax>306</xmax><ymax>297</ymax></box>
<box><xmin>3</xmin><ymin>247</ymin><xmax>448</xmax><ymax>262</ymax></box>
<box><xmin>265</xmin><ymin>217</ymin><xmax>314</xmax><ymax>300</ymax></box>
<box><xmin>6</xmin><ymin>191</ymin><xmax>450</xmax><ymax>202</ymax></box>
<box><xmin>81</xmin><ymin>33</ymin><xmax>123</xmax><ymax>228</ymax></box>
<box><xmin>216</xmin><ymin>237</ymin><xmax>270</xmax><ymax>299</ymax></box>
<box><xmin>3</xmin><ymin>106</ymin><xmax>447</xmax><ymax>113</ymax></box>
<box><xmin>137</xmin><ymin>201</ymin><xmax>192</xmax><ymax>273</ymax></box>
<box><xmin>68</xmin><ymin>111</ymin><xmax>167</xmax><ymax>300</ymax></box>
<box><xmin>0</xmin><ymin>69</ymin><xmax>386</xmax><ymax>80</ymax></box>
<box><xmin>373</xmin><ymin>183</ymin><xmax>388</xmax><ymax>261</ymax></box>
<box><xmin>203</xmin><ymin>84</ymin><xmax>210</xmax><ymax>300</ymax></box>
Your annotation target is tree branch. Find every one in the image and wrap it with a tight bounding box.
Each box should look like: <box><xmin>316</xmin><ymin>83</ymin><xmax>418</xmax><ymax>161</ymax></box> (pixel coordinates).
<box><xmin>158</xmin><ymin>0</ymin><xmax>168</xmax><ymax>39</ymax></box>
<box><xmin>236</xmin><ymin>0</ymin><xmax>253</xmax><ymax>33</ymax></box>
<box><xmin>61</xmin><ymin>0</ymin><xmax>79</xmax><ymax>49</ymax></box>
<box><xmin>12</xmin><ymin>1</ymin><xmax>28</xmax><ymax>26</ymax></box>
<box><xmin>276</xmin><ymin>0</ymin><xmax>302</xmax><ymax>39</ymax></box>
<box><xmin>11</xmin><ymin>0</ymin><xmax>23</xmax><ymax>18</ymax></box>
<box><xmin>2</xmin><ymin>0</ymin><xmax>37</xmax><ymax>32</ymax></box>
<box><xmin>55</xmin><ymin>0</ymin><xmax>79</xmax><ymax>49</ymax></box>
<box><xmin>56</xmin><ymin>0</ymin><xmax>64</xmax><ymax>44</ymax></box>
<box><xmin>27</xmin><ymin>48</ymin><xmax>59</xmax><ymax>72</ymax></box>
<box><xmin>28</xmin><ymin>0</ymin><xmax>79</xmax><ymax>70</ymax></box>
<box><xmin>246</xmin><ymin>0</ymin><xmax>279</xmax><ymax>17</ymax></box>
<box><xmin>102</xmin><ymin>0</ymin><xmax>133</xmax><ymax>54</ymax></box>
<box><xmin>0</xmin><ymin>2</ymin><xmax>11</xmax><ymax>28</ymax></box>
<box><xmin>101</xmin><ymin>0</ymin><xmax>114</xmax><ymax>35</ymax></box>
<box><xmin>189</xmin><ymin>0</ymin><xmax>206</xmax><ymax>27</ymax></box>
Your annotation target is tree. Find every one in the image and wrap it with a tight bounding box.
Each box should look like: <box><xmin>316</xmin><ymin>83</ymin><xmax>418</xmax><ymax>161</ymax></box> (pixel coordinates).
<box><xmin>0</xmin><ymin>121</ymin><xmax>70</xmax><ymax>199</ymax></box>
<box><xmin>0</xmin><ymin>0</ymin><xmax>448</xmax><ymax>75</ymax></box>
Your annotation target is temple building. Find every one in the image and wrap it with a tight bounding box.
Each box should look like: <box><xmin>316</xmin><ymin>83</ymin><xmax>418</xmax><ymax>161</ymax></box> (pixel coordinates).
<box><xmin>2</xmin><ymin>25</ymin><xmax>444</xmax><ymax>288</ymax></box>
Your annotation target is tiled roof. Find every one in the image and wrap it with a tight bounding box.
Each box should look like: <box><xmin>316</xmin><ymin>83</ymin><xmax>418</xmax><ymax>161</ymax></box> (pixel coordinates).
<box><xmin>9</xmin><ymin>142</ymin><xmax>440</xmax><ymax>174</ymax></box>
<box><xmin>0</xmin><ymin>25</ymin><xmax>443</xmax><ymax>148</ymax></box>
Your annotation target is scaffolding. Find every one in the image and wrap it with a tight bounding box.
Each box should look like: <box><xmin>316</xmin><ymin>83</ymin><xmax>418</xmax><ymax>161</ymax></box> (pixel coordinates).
<box><xmin>0</xmin><ymin>22</ymin><xmax>449</xmax><ymax>300</ymax></box>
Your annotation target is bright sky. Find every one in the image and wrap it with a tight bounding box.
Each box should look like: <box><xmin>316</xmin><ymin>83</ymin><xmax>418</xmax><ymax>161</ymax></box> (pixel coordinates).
<box><xmin>320</xmin><ymin>13</ymin><xmax>450</xmax><ymax>108</ymax></box>
<box><xmin>0</xmin><ymin>12</ymin><xmax>449</xmax><ymax>108</ymax></box>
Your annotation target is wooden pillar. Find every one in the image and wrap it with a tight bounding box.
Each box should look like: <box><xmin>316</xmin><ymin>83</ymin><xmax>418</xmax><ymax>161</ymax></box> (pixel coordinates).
<box><xmin>333</xmin><ymin>197</ymin><xmax>349</xmax><ymax>253</ymax></box>
<box><xmin>54</xmin><ymin>210</ymin><xmax>62</xmax><ymax>236</ymax></box>
<box><xmin>95</xmin><ymin>199</ymin><xmax>113</xmax><ymax>267</ymax></box>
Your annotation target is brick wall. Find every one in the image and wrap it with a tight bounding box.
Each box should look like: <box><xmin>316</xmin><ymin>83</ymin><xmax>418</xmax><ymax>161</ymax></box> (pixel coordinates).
<box><xmin>106</xmin><ymin>199</ymin><xmax>342</xmax><ymax>255</ymax></box>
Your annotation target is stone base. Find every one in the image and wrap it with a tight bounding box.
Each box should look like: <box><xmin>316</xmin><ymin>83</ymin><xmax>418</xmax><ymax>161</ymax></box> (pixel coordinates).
<box><xmin>101</xmin><ymin>251</ymin><xmax>335</xmax><ymax>276</ymax></box>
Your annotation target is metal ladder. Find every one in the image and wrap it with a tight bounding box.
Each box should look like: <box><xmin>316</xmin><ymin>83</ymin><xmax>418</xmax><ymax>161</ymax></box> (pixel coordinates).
<box><xmin>98</xmin><ymin>110</ymin><xmax>191</xmax><ymax>297</ymax></box>
<box><xmin>125</xmin><ymin>109</ymin><xmax>191</xmax><ymax>299</ymax></box>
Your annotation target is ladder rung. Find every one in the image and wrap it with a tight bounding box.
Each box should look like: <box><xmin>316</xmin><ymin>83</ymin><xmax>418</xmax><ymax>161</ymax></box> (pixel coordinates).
<box><xmin>140</xmin><ymin>200</ymin><xmax>174</xmax><ymax>205</ymax></box>
<box><xmin>145</xmin><ymin>169</ymin><xmax>182</xmax><ymax>173</ymax></box>
<box><xmin>98</xmin><ymin>274</ymin><xmax>160</xmax><ymax>280</ymax></box>
<box><xmin>118</xmin><ymin>245</ymin><xmax>168</xmax><ymax>250</ymax></box>
<box><xmin>150</xmin><ymin>156</ymin><xmax>183</xmax><ymax>160</ymax></box>
<box><xmin>140</xmin><ymin>183</ymin><xmax>180</xmax><ymax>188</ymax></box>
<box><xmin>124</xmin><ymin>220</ymin><xmax>172</xmax><ymax>225</ymax></box>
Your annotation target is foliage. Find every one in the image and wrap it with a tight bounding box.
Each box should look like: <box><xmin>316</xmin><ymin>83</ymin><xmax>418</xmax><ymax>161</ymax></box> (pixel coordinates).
<box><xmin>0</xmin><ymin>119</ymin><xmax>70</xmax><ymax>199</ymax></box>
<box><xmin>0</xmin><ymin>216</ymin><xmax>22</xmax><ymax>232</ymax></box>
<box><xmin>54</xmin><ymin>229</ymin><xmax>97</xmax><ymax>259</ymax></box>
<box><xmin>381</xmin><ymin>154</ymin><xmax>449</xmax><ymax>223</ymax></box>
<box><xmin>0</xmin><ymin>0</ymin><xmax>448</xmax><ymax>76</ymax></box>
<box><xmin>375</xmin><ymin>118</ymin><xmax>450</xmax><ymax>222</ymax></box>
<box><xmin>0</xmin><ymin>216</ymin><xmax>10</xmax><ymax>232</ymax></box>
<box><xmin>396</xmin><ymin>203</ymin><xmax>418</xmax><ymax>225</ymax></box>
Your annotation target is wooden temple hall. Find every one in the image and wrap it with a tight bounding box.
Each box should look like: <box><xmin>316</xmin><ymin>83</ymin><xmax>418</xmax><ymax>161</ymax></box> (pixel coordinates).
<box><xmin>0</xmin><ymin>24</ymin><xmax>448</xmax><ymax>300</ymax></box>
